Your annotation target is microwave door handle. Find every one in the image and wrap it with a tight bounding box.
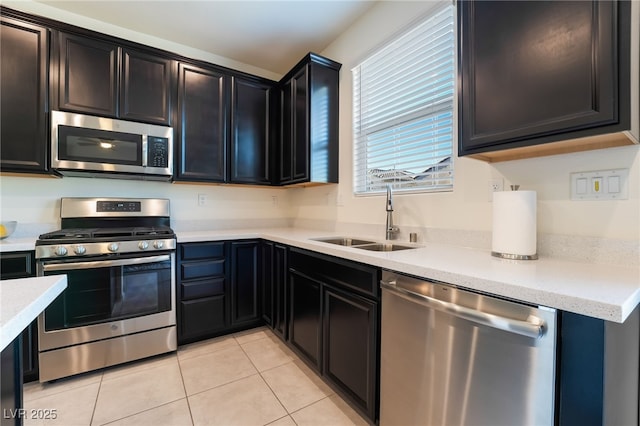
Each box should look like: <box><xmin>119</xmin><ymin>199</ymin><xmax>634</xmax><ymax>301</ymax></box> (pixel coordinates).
<box><xmin>142</xmin><ymin>135</ymin><xmax>148</xmax><ymax>167</ymax></box>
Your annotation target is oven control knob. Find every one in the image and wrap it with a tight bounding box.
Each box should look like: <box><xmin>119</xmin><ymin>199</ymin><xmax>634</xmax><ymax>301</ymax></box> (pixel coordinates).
<box><xmin>74</xmin><ymin>245</ymin><xmax>86</xmax><ymax>255</ymax></box>
<box><xmin>153</xmin><ymin>240</ymin><xmax>164</xmax><ymax>249</ymax></box>
<box><xmin>54</xmin><ymin>246</ymin><xmax>68</xmax><ymax>256</ymax></box>
<box><xmin>107</xmin><ymin>243</ymin><xmax>119</xmax><ymax>252</ymax></box>
<box><xmin>138</xmin><ymin>241</ymin><xmax>149</xmax><ymax>250</ymax></box>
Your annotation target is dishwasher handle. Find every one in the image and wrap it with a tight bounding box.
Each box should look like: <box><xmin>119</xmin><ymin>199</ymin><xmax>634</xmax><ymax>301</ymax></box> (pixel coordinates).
<box><xmin>381</xmin><ymin>280</ymin><xmax>546</xmax><ymax>339</ymax></box>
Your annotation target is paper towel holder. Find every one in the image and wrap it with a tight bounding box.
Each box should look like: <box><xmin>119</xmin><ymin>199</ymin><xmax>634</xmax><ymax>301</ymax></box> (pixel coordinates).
<box><xmin>491</xmin><ymin>184</ymin><xmax>538</xmax><ymax>260</ymax></box>
<box><xmin>491</xmin><ymin>251</ymin><xmax>538</xmax><ymax>260</ymax></box>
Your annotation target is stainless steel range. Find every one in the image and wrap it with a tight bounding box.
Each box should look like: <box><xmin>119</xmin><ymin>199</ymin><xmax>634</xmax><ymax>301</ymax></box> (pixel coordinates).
<box><xmin>35</xmin><ymin>198</ymin><xmax>177</xmax><ymax>382</ymax></box>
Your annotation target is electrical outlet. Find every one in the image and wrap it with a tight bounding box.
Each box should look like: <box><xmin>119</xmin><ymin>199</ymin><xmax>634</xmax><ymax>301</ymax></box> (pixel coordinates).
<box><xmin>197</xmin><ymin>194</ymin><xmax>207</xmax><ymax>206</ymax></box>
<box><xmin>271</xmin><ymin>195</ymin><xmax>278</xmax><ymax>207</ymax></box>
<box><xmin>488</xmin><ymin>178</ymin><xmax>504</xmax><ymax>201</ymax></box>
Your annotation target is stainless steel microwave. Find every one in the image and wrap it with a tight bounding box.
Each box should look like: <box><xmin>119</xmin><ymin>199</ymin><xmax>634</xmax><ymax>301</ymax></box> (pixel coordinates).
<box><xmin>51</xmin><ymin>110</ymin><xmax>173</xmax><ymax>181</ymax></box>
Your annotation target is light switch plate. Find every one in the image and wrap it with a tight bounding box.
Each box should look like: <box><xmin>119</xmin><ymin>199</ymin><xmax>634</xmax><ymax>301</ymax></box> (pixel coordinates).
<box><xmin>570</xmin><ymin>169</ymin><xmax>629</xmax><ymax>200</ymax></box>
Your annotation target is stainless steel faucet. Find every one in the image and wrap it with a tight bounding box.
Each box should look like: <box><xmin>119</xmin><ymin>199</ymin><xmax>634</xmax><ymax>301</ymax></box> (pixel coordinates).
<box><xmin>385</xmin><ymin>186</ymin><xmax>399</xmax><ymax>240</ymax></box>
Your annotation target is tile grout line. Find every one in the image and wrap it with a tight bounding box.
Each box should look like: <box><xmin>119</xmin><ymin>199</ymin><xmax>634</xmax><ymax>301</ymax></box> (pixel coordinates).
<box><xmin>175</xmin><ymin>353</ymin><xmax>196</xmax><ymax>426</ymax></box>
<box><xmin>88</xmin><ymin>372</ymin><xmax>104</xmax><ymax>426</ymax></box>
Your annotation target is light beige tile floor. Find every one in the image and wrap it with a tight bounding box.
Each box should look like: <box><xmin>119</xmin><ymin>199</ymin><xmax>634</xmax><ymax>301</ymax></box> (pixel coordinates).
<box><xmin>23</xmin><ymin>327</ymin><xmax>370</xmax><ymax>426</ymax></box>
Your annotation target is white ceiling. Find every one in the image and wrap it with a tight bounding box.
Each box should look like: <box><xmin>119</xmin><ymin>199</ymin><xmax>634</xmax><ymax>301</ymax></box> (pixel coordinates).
<box><xmin>36</xmin><ymin>0</ymin><xmax>377</xmax><ymax>75</ymax></box>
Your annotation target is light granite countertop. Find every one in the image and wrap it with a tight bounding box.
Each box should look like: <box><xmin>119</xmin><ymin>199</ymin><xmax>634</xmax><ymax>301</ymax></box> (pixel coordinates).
<box><xmin>177</xmin><ymin>227</ymin><xmax>640</xmax><ymax>324</ymax></box>
<box><xmin>0</xmin><ymin>275</ymin><xmax>67</xmax><ymax>351</ymax></box>
<box><xmin>1</xmin><ymin>227</ymin><xmax>638</xmax><ymax>323</ymax></box>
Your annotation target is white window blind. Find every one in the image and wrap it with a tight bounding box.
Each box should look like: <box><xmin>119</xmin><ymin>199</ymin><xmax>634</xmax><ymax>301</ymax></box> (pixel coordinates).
<box><xmin>353</xmin><ymin>4</ymin><xmax>455</xmax><ymax>195</ymax></box>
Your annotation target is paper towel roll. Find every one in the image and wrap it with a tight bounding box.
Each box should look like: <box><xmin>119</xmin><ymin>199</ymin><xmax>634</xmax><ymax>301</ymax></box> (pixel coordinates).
<box><xmin>492</xmin><ymin>190</ymin><xmax>538</xmax><ymax>260</ymax></box>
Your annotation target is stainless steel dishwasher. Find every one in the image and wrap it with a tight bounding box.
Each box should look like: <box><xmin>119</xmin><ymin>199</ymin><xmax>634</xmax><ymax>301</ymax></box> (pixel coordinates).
<box><xmin>380</xmin><ymin>270</ymin><xmax>557</xmax><ymax>426</ymax></box>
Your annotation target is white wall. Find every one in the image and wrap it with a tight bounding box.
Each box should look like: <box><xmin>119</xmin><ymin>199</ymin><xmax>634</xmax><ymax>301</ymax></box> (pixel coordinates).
<box><xmin>0</xmin><ymin>1</ymin><xmax>290</xmax><ymax>229</ymax></box>
<box><xmin>1</xmin><ymin>0</ymin><xmax>638</xmax><ymax>241</ymax></box>
<box><xmin>292</xmin><ymin>0</ymin><xmax>640</xmax><ymax>241</ymax></box>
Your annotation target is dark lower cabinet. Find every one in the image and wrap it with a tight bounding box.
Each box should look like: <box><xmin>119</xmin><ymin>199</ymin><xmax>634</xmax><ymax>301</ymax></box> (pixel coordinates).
<box><xmin>557</xmin><ymin>308</ymin><xmax>639</xmax><ymax>425</ymax></box>
<box><xmin>1</xmin><ymin>338</ymin><xmax>22</xmax><ymax>426</ymax></box>
<box><xmin>177</xmin><ymin>240</ymin><xmax>261</xmax><ymax>344</ymax></box>
<box><xmin>230</xmin><ymin>240</ymin><xmax>261</xmax><ymax>326</ymax></box>
<box><xmin>176</xmin><ymin>63</ymin><xmax>227</xmax><ymax>182</ymax></box>
<box><xmin>0</xmin><ymin>15</ymin><xmax>49</xmax><ymax>174</ymax></box>
<box><xmin>288</xmin><ymin>270</ymin><xmax>323</xmax><ymax>370</ymax></box>
<box><xmin>288</xmin><ymin>248</ymin><xmax>380</xmax><ymax>422</ymax></box>
<box><xmin>262</xmin><ymin>242</ymin><xmax>289</xmax><ymax>341</ymax></box>
<box><xmin>0</xmin><ymin>252</ymin><xmax>38</xmax><ymax>383</ymax></box>
<box><xmin>323</xmin><ymin>286</ymin><xmax>377</xmax><ymax>421</ymax></box>
<box><xmin>272</xmin><ymin>244</ymin><xmax>288</xmax><ymax>340</ymax></box>
<box><xmin>177</xmin><ymin>242</ymin><xmax>228</xmax><ymax>344</ymax></box>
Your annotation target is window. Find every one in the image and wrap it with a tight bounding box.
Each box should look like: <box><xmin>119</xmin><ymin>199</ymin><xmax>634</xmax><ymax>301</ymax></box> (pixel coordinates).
<box><xmin>353</xmin><ymin>4</ymin><xmax>455</xmax><ymax>195</ymax></box>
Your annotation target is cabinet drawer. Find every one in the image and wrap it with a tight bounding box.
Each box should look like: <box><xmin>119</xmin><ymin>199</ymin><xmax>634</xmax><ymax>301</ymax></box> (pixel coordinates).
<box><xmin>0</xmin><ymin>251</ymin><xmax>35</xmax><ymax>279</ymax></box>
<box><xmin>179</xmin><ymin>296</ymin><xmax>227</xmax><ymax>340</ymax></box>
<box><xmin>289</xmin><ymin>248</ymin><xmax>380</xmax><ymax>298</ymax></box>
<box><xmin>181</xmin><ymin>259</ymin><xmax>225</xmax><ymax>280</ymax></box>
<box><xmin>181</xmin><ymin>277</ymin><xmax>225</xmax><ymax>301</ymax></box>
<box><xmin>181</xmin><ymin>242</ymin><xmax>225</xmax><ymax>260</ymax></box>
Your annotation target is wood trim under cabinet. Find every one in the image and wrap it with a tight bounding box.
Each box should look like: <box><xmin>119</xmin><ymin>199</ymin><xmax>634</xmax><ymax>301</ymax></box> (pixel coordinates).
<box><xmin>466</xmin><ymin>131</ymin><xmax>638</xmax><ymax>163</ymax></box>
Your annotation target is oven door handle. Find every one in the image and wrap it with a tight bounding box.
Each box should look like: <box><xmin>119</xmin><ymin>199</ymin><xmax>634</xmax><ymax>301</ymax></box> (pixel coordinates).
<box><xmin>41</xmin><ymin>254</ymin><xmax>171</xmax><ymax>272</ymax></box>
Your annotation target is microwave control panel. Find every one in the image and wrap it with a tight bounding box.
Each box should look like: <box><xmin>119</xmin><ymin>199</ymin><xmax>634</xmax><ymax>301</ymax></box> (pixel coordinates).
<box><xmin>147</xmin><ymin>136</ymin><xmax>169</xmax><ymax>168</ymax></box>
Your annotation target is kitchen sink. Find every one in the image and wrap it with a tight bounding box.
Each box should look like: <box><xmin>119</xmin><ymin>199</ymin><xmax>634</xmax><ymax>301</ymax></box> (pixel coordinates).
<box><xmin>312</xmin><ymin>237</ymin><xmax>421</xmax><ymax>251</ymax></box>
<box><xmin>312</xmin><ymin>237</ymin><xmax>376</xmax><ymax>246</ymax></box>
<box><xmin>355</xmin><ymin>243</ymin><xmax>416</xmax><ymax>252</ymax></box>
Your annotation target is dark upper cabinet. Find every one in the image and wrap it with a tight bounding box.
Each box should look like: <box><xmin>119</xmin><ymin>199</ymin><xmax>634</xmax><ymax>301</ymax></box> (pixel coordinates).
<box><xmin>229</xmin><ymin>77</ymin><xmax>274</xmax><ymax>184</ymax></box>
<box><xmin>120</xmin><ymin>47</ymin><xmax>174</xmax><ymax>125</ymax></box>
<box><xmin>57</xmin><ymin>32</ymin><xmax>118</xmax><ymax>117</ymax></box>
<box><xmin>56</xmin><ymin>32</ymin><xmax>174</xmax><ymax>125</ymax></box>
<box><xmin>176</xmin><ymin>63</ymin><xmax>227</xmax><ymax>182</ymax></box>
<box><xmin>458</xmin><ymin>0</ymin><xmax>633</xmax><ymax>162</ymax></box>
<box><xmin>279</xmin><ymin>53</ymin><xmax>341</xmax><ymax>185</ymax></box>
<box><xmin>0</xmin><ymin>16</ymin><xmax>49</xmax><ymax>174</ymax></box>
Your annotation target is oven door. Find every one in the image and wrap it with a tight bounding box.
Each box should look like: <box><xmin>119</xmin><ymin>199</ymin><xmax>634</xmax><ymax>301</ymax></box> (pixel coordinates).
<box><xmin>37</xmin><ymin>253</ymin><xmax>175</xmax><ymax>351</ymax></box>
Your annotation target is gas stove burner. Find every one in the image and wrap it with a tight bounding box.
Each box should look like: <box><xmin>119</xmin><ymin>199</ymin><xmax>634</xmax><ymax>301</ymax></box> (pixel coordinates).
<box><xmin>38</xmin><ymin>226</ymin><xmax>175</xmax><ymax>242</ymax></box>
<box><xmin>38</xmin><ymin>229</ymin><xmax>94</xmax><ymax>240</ymax></box>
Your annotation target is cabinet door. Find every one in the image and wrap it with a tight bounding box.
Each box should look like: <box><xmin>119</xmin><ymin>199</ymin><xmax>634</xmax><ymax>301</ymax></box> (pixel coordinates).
<box><xmin>458</xmin><ymin>0</ymin><xmax>625</xmax><ymax>155</ymax></box>
<box><xmin>261</xmin><ymin>242</ymin><xmax>274</xmax><ymax>326</ymax></box>
<box><xmin>288</xmin><ymin>269</ymin><xmax>322</xmax><ymax>370</ymax></box>
<box><xmin>279</xmin><ymin>78</ymin><xmax>293</xmax><ymax>183</ymax></box>
<box><xmin>323</xmin><ymin>286</ymin><xmax>378</xmax><ymax>420</ymax></box>
<box><xmin>273</xmin><ymin>244</ymin><xmax>288</xmax><ymax>340</ymax></box>
<box><xmin>0</xmin><ymin>252</ymin><xmax>37</xmax><ymax>382</ymax></box>
<box><xmin>176</xmin><ymin>63</ymin><xmax>227</xmax><ymax>182</ymax></box>
<box><xmin>179</xmin><ymin>296</ymin><xmax>227</xmax><ymax>342</ymax></box>
<box><xmin>58</xmin><ymin>32</ymin><xmax>118</xmax><ymax>116</ymax></box>
<box><xmin>121</xmin><ymin>48</ymin><xmax>174</xmax><ymax>125</ymax></box>
<box><xmin>292</xmin><ymin>67</ymin><xmax>309</xmax><ymax>181</ymax></box>
<box><xmin>1</xmin><ymin>338</ymin><xmax>21</xmax><ymax>426</ymax></box>
<box><xmin>0</xmin><ymin>17</ymin><xmax>49</xmax><ymax>173</ymax></box>
<box><xmin>279</xmin><ymin>67</ymin><xmax>308</xmax><ymax>184</ymax></box>
<box><xmin>230</xmin><ymin>240</ymin><xmax>261</xmax><ymax>325</ymax></box>
<box><xmin>230</xmin><ymin>77</ymin><xmax>272</xmax><ymax>184</ymax></box>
